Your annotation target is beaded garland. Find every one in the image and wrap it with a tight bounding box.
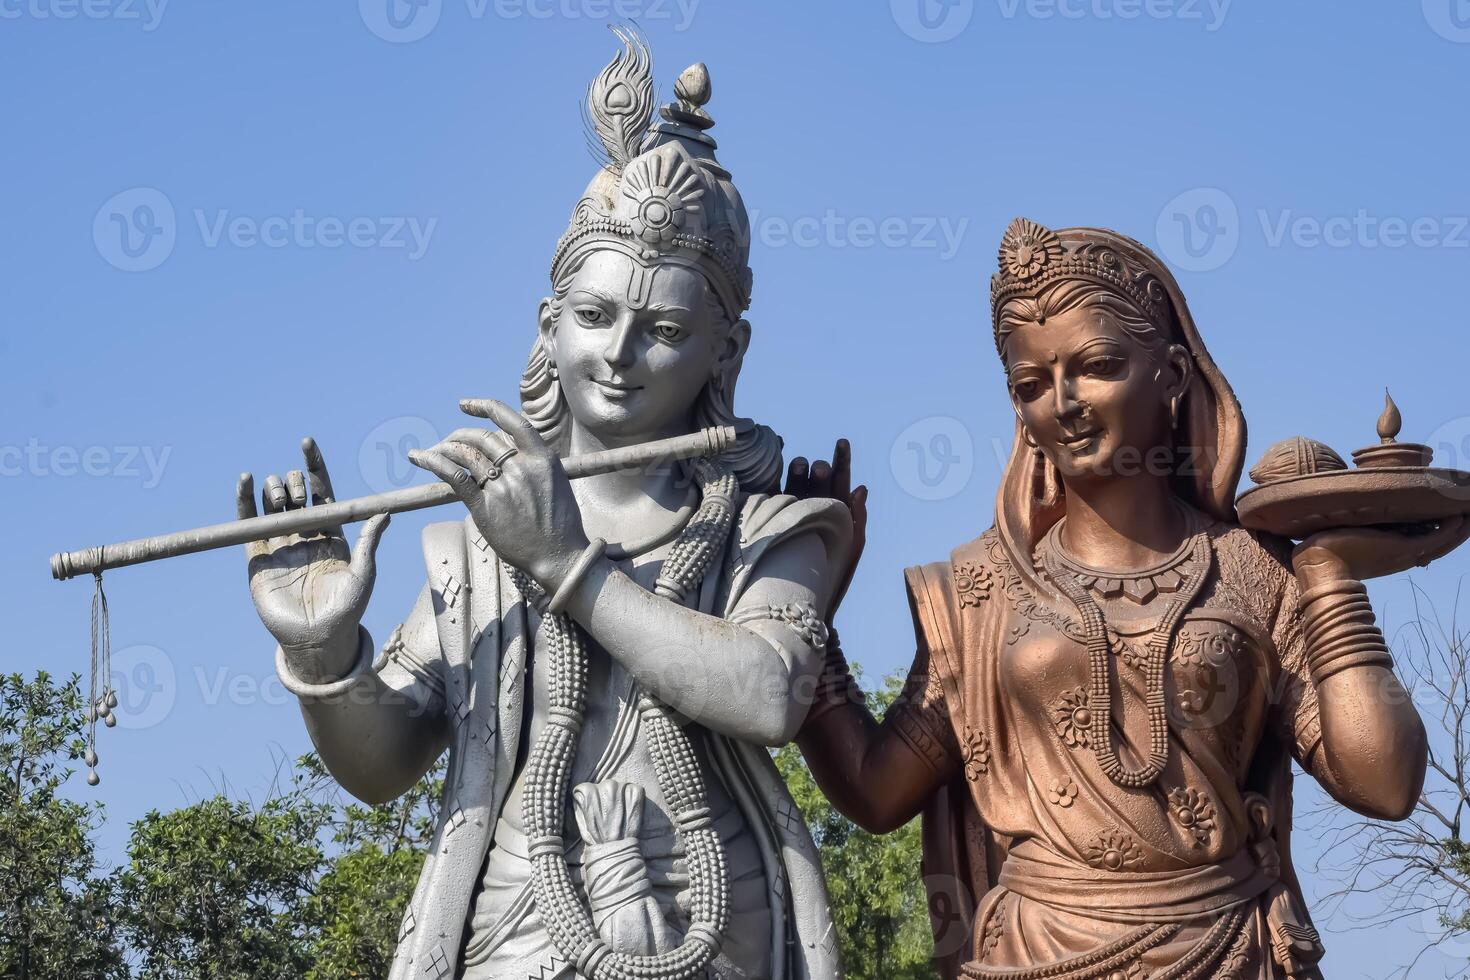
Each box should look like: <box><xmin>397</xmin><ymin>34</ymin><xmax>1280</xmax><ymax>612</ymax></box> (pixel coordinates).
<box><xmin>1042</xmin><ymin>528</ymin><xmax>1213</xmax><ymax>790</ymax></box>
<box><xmin>508</xmin><ymin>456</ymin><xmax>738</xmax><ymax>980</ymax></box>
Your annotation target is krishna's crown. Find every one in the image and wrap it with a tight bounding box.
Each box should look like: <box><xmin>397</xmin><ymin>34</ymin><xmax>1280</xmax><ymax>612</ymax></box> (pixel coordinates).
<box><xmin>989</xmin><ymin>217</ymin><xmax>1173</xmax><ymax>348</ymax></box>
<box><xmin>551</xmin><ymin>29</ymin><xmax>753</xmax><ymax>318</ymax></box>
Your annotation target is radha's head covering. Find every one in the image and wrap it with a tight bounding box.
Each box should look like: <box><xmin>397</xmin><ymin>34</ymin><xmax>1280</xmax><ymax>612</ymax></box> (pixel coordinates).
<box><xmin>551</xmin><ymin>28</ymin><xmax>753</xmax><ymax>320</ymax></box>
<box><xmin>988</xmin><ymin>218</ymin><xmax>1248</xmax><ymax>574</ymax></box>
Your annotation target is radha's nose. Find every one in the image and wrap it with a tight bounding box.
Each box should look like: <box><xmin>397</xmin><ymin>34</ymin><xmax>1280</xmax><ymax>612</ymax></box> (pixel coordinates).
<box><xmin>1052</xmin><ymin>375</ymin><xmax>1082</xmax><ymax>422</ymax></box>
<box><xmin>603</xmin><ymin>315</ymin><xmax>637</xmax><ymax>371</ymax></box>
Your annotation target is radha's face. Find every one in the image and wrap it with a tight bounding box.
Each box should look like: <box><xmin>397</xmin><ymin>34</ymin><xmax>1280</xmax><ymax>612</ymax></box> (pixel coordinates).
<box><xmin>1003</xmin><ymin>304</ymin><xmax>1184</xmax><ymax>484</ymax></box>
<box><xmin>543</xmin><ymin>249</ymin><xmax>739</xmax><ymax>445</ymax></box>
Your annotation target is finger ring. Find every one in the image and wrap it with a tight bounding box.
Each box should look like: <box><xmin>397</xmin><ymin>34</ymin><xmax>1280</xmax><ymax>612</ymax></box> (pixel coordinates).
<box><xmin>493</xmin><ymin>447</ymin><xmax>518</xmax><ymax>468</ymax></box>
<box><xmin>478</xmin><ymin>465</ymin><xmax>501</xmax><ymax>488</ymax></box>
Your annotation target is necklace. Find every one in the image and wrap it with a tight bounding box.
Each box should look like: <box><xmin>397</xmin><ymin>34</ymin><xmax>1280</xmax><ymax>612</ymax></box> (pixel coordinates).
<box><xmin>1042</xmin><ymin>522</ymin><xmax>1213</xmax><ymax>789</ymax></box>
<box><xmin>1047</xmin><ymin>527</ymin><xmax>1198</xmax><ymax>605</ymax></box>
<box><xmin>509</xmin><ymin>457</ymin><xmax>735</xmax><ymax>980</ymax></box>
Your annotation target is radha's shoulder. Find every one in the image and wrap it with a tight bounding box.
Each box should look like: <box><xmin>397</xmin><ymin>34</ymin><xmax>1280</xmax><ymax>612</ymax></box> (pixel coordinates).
<box><xmin>901</xmin><ymin>528</ymin><xmax>1005</xmax><ymax>659</ymax></box>
<box><xmin>904</xmin><ymin>527</ymin><xmax>1005</xmax><ymax>604</ymax></box>
<box><xmin>1208</xmin><ymin>522</ymin><xmax>1295</xmax><ymax>586</ymax></box>
<box><xmin>1205</xmin><ymin>521</ymin><xmax>1299</xmax><ymax>626</ymax></box>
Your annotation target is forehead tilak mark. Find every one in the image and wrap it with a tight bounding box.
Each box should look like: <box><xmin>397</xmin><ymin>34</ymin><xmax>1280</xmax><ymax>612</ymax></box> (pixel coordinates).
<box><xmin>624</xmin><ymin>262</ymin><xmax>654</xmax><ymax>311</ymax></box>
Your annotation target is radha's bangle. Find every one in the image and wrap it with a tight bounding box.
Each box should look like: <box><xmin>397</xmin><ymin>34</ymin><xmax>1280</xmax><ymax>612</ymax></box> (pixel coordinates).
<box><xmin>276</xmin><ymin>626</ymin><xmax>374</xmax><ymax>700</ymax></box>
<box><xmin>547</xmin><ymin>538</ymin><xmax>607</xmax><ymax>615</ymax></box>
<box><xmin>1297</xmin><ymin>578</ymin><xmax>1394</xmax><ymax>685</ymax></box>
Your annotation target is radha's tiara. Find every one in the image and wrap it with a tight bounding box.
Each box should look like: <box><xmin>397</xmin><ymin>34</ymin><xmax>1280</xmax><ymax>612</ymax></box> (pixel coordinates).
<box><xmin>990</xmin><ymin>217</ymin><xmax>1173</xmax><ymax>350</ymax></box>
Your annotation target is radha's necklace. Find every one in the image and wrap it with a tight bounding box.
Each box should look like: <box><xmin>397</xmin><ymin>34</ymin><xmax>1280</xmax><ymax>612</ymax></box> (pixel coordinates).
<box><xmin>1041</xmin><ymin>520</ymin><xmax>1213</xmax><ymax>790</ymax></box>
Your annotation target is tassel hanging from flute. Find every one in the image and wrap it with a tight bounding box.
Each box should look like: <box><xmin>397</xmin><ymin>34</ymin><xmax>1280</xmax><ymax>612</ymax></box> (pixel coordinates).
<box><xmin>86</xmin><ymin>555</ymin><xmax>117</xmax><ymax>786</ymax></box>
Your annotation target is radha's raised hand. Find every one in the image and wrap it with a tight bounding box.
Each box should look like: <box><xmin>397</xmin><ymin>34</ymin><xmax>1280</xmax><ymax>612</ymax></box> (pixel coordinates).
<box><xmin>409</xmin><ymin>399</ymin><xmax>590</xmax><ymax>588</ymax></box>
<box><xmin>238</xmin><ymin>438</ymin><xmax>390</xmax><ymax>659</ymax></box>
<box><xmin>784</xmin><ymin>438</ymin><xmax>868</xmax><ymax>628</ymax></box>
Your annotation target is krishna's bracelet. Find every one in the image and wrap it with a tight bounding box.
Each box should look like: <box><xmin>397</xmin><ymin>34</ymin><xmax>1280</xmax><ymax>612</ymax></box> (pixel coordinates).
<box><xmin>276</xmin><ymin>626</ymin><xmax>375</xmax><ymax>700</ymax></box>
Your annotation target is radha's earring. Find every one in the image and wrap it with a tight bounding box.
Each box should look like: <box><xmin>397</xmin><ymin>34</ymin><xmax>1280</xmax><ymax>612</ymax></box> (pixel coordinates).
<box><xmin>548</xmin><ymin>363</ymin><xmax>559</xmax><ymax>381</ymax></box>
<box><xmin>1022</xmin><ymin>427</ymin><xmax>1043</xmax><ymax>457</ymax></box>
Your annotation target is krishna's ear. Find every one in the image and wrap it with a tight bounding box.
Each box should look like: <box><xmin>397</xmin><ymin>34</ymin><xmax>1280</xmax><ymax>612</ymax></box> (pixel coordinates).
<box><xmin>538</xmin><ymin>297</ymin><xmax>556</xmax><ymax>348</ymax></box>
<box><xmin>721</xmin><ymin>318</ymin><xmax>751</xmax><ymax>370</ymax></box>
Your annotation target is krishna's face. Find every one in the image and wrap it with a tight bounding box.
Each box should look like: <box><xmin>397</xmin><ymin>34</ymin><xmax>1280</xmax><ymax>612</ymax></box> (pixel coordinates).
<box><xmin>540</xmin><ymin>248</ymin><xmax>749</xmax><ymax>447</ymax></box>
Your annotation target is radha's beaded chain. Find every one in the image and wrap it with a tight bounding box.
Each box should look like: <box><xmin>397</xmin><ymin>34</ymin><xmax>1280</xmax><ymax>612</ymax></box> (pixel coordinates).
<box><xmin>1043</xmin><ymin>531</ymin><xmax>1212</xmax><ymax>789</ymax></box>
<box><xmin>509</xmin><ymin>457</ymin><xmax>737</xmax><ymax>980</ymax></box>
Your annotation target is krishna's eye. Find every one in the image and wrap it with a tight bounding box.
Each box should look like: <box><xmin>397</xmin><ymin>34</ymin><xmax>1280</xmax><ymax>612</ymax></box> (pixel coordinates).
<box><xmin>575</xmin><ymin>307</ymin><xmax>609</xmax><ymax>326</ymax></box>
<box><xmin>654</xmin><ymin>321</ymin><xmax>687</xmax><ymax>343</ymax></box>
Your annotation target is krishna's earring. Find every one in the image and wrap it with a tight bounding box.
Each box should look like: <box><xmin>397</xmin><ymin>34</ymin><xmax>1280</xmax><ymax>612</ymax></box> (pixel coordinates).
<box><xmin>1169</xmin><ymin>395</ymin><xmax>1180</xmax><ymax>429</ymax></box>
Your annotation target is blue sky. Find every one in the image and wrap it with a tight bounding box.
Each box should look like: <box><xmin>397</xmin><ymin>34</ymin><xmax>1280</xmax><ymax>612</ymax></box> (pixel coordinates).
<box><xmin>4</xmin><ymin>1</ymin><xmax>1470</xmax><ymax>974</ymax></box>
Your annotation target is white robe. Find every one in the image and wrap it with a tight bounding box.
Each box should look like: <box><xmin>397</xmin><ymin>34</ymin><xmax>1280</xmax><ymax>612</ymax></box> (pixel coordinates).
<box><xmin>383</xmin><ymin>493</ymin><xmax>849</xmax><ymax>980</ymax></box>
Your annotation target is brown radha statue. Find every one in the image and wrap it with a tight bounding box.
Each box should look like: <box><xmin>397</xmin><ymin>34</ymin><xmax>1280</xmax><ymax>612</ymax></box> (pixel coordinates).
<box><xmin>794</xmin><ymin>218</ymin><xmax>1469</xmax><ymax>979</ymax></box>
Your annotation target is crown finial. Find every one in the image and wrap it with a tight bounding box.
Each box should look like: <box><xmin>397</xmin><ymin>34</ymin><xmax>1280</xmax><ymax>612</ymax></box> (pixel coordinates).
<box><xmin>675</xmin><ymin>62</ymin><xmax>711</xmax><ymax>109</ymax></box>
<box><xmin>1377</xmin><ymin>389</ymin><xmax>1402</xmax><ymax>444</ymax></box>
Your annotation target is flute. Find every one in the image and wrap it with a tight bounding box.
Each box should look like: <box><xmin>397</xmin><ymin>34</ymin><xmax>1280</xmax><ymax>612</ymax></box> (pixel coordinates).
<box><xmin>50</xmin><ymin>424</ymin><xmax>736</xmax><ymax>582</ymax></box>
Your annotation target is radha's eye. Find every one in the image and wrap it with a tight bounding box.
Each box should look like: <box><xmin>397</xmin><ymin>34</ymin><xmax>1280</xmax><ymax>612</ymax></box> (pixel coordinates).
<box><xmin>576</xmin><ymin>307</ymin><xmax>609</xmax><ymax>326</ymax></box>
<box><xmin>1084</xmin><ymin>355</ymin><xmax>1124</xmax><ymax>377</ymax></box>
<box><xmin>1011</xmin><ymin>378</ymin><xmax>1043</xmax><ymax>401</ymax></box>
<box><xmin>654</xmin><ymin>322</ymin><xmax>686</xmax><ymax>343</ymax></box>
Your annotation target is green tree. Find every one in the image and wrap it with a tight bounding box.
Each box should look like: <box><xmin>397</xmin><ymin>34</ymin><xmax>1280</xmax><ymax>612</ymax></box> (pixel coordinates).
<box><xmin>0</xmin><ymin>672</ymin><xmax>126</xmax><ymax>980</ymax></box>
<box><xmin>298</xmin><ymin>753</ymin><xmax>443</xmax><ymax>979</ymax></box>
<box><xmin>774</xmin><ymin>668</ymin><xmax>939</xmax><ymax>980</ymax></box>
<box><xmin>116</xmin><ymin>789</ymin><xmax>331</xmax><ymax>979</ymax></box>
